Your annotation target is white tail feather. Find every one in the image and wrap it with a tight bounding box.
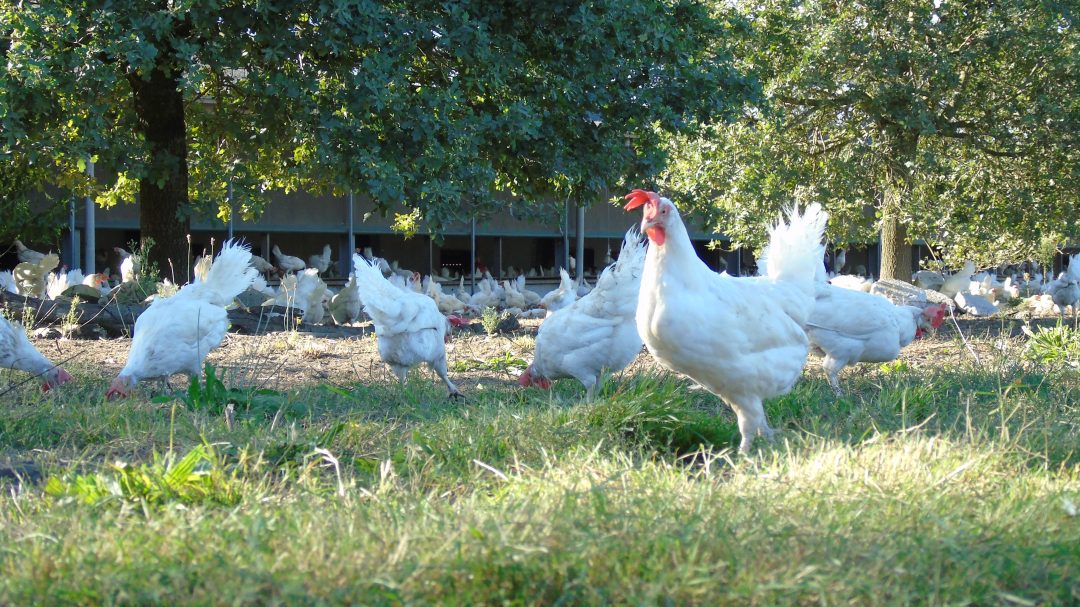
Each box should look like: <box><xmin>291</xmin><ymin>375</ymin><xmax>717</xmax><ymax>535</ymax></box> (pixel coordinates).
<box><xmin>758</xmin><ymin>203</ymin><xmax>828</xmax><ymax>296</ymax></box>
<box><xmin>188</xmin><ymin>240</ymin><xmax>258</xmax><ymax>307</ymax></box>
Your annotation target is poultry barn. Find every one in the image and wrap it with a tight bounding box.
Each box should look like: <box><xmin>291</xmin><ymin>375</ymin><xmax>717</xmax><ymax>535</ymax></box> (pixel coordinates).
<box><xmin>5</xmin><ymin>187</ymin><xmax>744</xmax><ymax>294</ymax></box>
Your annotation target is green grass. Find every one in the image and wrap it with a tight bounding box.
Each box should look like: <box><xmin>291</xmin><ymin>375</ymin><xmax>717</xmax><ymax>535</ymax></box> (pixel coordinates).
<box><xmin>0</xmin><ymin>353</ymin><xmax>1078</xmax><ymax>605</ymax></box>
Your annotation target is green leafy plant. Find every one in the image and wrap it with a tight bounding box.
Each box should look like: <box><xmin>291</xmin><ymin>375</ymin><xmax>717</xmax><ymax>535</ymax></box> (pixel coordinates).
<box><xmin>879</xmin><ymin>360</ymin><xmax>910</xmax><ymax>375</ymax></box>
<box><xmin>44</xmin><ymin>443</ymin><xmax>240</xmax><ymax>506</ymax></box>
<box><xmin>450</xmin><ymin>352</ymin><xmax>528</xmax><ymax>375</ymax></box>
<box><xmin>61</xmin><ymin>296</ymin><xmax>82</xmax><ymax>338</ymax></box>
<box><xmin>1022</xmin><ymin>323</ymin><xmax>1080</xmax><ymax>368</ymax></box>
<box><xmin>154</xmin><ymin>363</ymin><xmax>285</xmax><ymax>416</ymax></box>
<box><xmin>479</xmin><ymin>306</ymin><xmax>506</xmax><ymax>336</ymax></box>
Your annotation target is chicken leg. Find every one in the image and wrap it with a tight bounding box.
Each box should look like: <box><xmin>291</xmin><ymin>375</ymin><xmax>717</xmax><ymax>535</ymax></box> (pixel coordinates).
<box><xmin>730</xmin><ymin>396</ymin><xmax>776</xmax><ymax>452</ymax></box>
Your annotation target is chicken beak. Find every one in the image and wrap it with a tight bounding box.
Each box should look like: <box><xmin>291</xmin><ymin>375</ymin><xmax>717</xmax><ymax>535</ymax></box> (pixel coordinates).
<box><xmin>106</xmin><ymin>378</ymin><xmax>129</xmax><ymax>400</ymax></box>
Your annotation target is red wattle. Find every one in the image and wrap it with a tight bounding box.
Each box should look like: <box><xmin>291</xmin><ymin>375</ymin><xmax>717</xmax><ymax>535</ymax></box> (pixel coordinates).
<box><xmin>646</xmin><ymin>226</ymin><xmax>666</xmax><ymax>246</ymax></box>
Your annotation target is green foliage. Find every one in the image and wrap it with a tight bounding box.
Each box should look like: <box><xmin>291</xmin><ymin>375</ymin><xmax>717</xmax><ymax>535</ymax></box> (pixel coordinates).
<box><xmin>155</xmin><ymin>363</ymin><xmax>285</xmax><ymax>417</ymax></box>
<box><xmin>479</xmin><ymin>306</ymin><xmax>505</xmax><ymax>336</ymax></box>
<box><xmin>44</xmin><ymin>443</ymin><xmax>240</xmax><ymax>507</ymax></box>
<box><xmin>450</xmin><ymin>352</ymin><xmax>528</xmax><ymax>375</ymax></box>
<box><xmin>1022</xmin><ymin>323</ymin><xmax>1080</xmax><ymax>368</ymax></box>
<box><xmin>662</xmin><ymin>0</ymin><xmax>1078</xmax><ymax>269</ymax></box>
<box><xmin>2</xmin><ymin>0</ymin><xmax>752</xmax><ymax>245</ymax></box>
<box><xmin>587</xmin><ymin>375</ymin><xmax>739</xmax><ymax>454</ymax></box>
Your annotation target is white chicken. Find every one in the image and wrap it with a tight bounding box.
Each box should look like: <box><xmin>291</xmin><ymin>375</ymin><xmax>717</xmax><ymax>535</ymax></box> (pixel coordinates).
<box><xmin>272</xmin><ymin>244</ymin><xmax>306</xmax><ymax>274</ymax></box>
<box><xmin>249</xmin><ymin>254</ymin><xmax>277</xmax><ymax>276</ymax></box>
<box><xmin>0</xmin><ymin>316</ymin><xmax>73</xmax><ymax>391</ymax></box>
<box><xmin>45</xmin><ymin>268</ymin><xmax>86</xmax><ymax>300</ymax></box>
<box><xmin>307</xmin><ymin>244</ymin><xmax>333</xmax><ymax>275</ymax></box>
<box><xmin>515</xmin><ymin>275</ymin><xmax>541</xmax><ymax>307</ymax></box>
<box><xmin>518</xmin><ymin>228</ymin><xmax>647</xmax><ymax>399</ymax></box>
<box><xmin>14</xmin><ymin>239</ymin><xmax>47</xmax><ymax>265</ymax></box>
<box><xmin>106</xmin><ymin>240</ymin><xmax>258</xmax><ymax>398</ymax></box>
<box><xmin>329</xmin><ymin>276</ymin><xmax>363</xmax><ymax>325</ymax></box>
<box><xmin>806</xmin><ymin>284</ymin><xmax>946</xmax><ymax>394</ymax></box>
<box><xmin>352</xmin><ymin>254</ymin><xmax>461</xmax><ymax>398</ymax></box>
<box><xmin>427</xmin><ymin>280</ymin><xmax>467</xmax><ymax>316</ymax></box>
<box><xmin>1047</xmin><ymin>254</ymin><xmax>1080</xmax><ymax>320</ymax></box>
<box><xmin>539</xmin><ymin>268</ymin><xmax>577</xmax><ymax>317</ymax></box>
<box><xmin>828</xmin><ymin>274</ymin><xmax>874</xmax><ymax>293</ymax></box>
<box><xmin>502</xmin><ymin>280</ymin><xmax>526</xmax><ymax>310</ymax></box>
<box><xmin>626</xmin><ymin>189</ymin><xmax>827</xmax><ymax>453</ymax></box>
<box><xmin>0</xmin><ymin>271</ymin><xmax>17</xmax><ymax>294</ymax></box>
<box><xmin>14</xmin><ymin>253</ymin><xmax>60</xmax><ymax>296</ymax></box>
<box><xmin>939</xmin><ymin>261</ymin><xmax>975</xmax><ymax>299</ymax></box>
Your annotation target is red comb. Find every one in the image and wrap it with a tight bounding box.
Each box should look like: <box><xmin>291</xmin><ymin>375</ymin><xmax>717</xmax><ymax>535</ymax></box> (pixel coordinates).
<box><xmin>624</xmin><ymin>189</ymin><xmax>659</xmax><ymax>211</ymax></box>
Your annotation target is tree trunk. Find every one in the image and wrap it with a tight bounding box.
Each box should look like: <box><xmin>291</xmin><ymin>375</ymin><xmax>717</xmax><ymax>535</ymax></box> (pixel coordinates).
<box><xmin>129</xmin><ymin>61</ymin><xmax>190</xmax><ymax>285</ymax></box>
<box><xmin>878</xmin><ymin>133</ymin><xmax>919</xmax><ymax>282</ymax></box>
<box><xmin>879</xmin><ymin>213</ymin><xmax>912</xmax><ymax>282</ymax></box>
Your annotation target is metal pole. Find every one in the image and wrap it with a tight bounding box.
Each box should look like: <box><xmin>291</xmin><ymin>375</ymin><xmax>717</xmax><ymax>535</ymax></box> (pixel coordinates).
<box><xmin>576</xmin><ymin>204</ymin><xmax>585</xmax><ymax>284</ymax></box>
<box><xmin>84</xmin><ymin>161</ymin><xmax>96</xmax><ymax>274</ymax></box>
<box><xmin>563</xmin><ymin>198</ymin><xmax>570</xmax><ymax>273</ymax></box>
<box><xmin>346</xmin><ymin>192</ymin><xmax>355</xmax><ymax>276</ymax></box>
<box><xmin>226</xmin><ymin>178</ymin><xmax>234</xmax><ymax>241</ymax></box>
<box><xmin>469</xmin><ymin>217</ymin><xmax>477</xmax><ymax>294</ymax></box>
<box><xmin>497</xmin><ymin>237</ymin><xmax>503</xmax><ymax>280</ymax></box>
<box><xmin>428</xmin><ymin>235</ymin><xmax>434</xmax><ymax>278</ymax></box>
<box><xmin>67</xmin><ymin>196</ymin><xmax>78</xmax><ymax>269</ymax></box>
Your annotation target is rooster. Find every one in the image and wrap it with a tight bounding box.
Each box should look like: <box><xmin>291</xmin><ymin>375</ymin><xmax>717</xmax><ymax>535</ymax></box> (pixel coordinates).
<box><xmin>352</xmin><ymin>254</ymin><xmax>461</xmax><ymax>398</ymax></box>
<box><xmin>807</xmin><ymin>283</ymin><xmax>945</xmax><ymax>394</ymax></box>
<box><xmin>0</xmin><ymin>316</ymin><xmax>73</xmax><ymax>391</ymax></box>
<box><xmin>626</xmin><ymin>189</ymin><xmax>827</xmax><ymax>452</ymax></box>
<box><xmin>519</xmin><ymin>228</ymin><xmax>647</xmax><ymax>399</ymax></box>
<box><xmin>106</xmin><ymin>240</ymin><xmax>258</xmax><ymax>398</ymax></box>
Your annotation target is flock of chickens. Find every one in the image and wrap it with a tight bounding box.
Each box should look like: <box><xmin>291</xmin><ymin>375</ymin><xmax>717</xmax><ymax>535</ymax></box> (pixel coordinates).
<box><xmin>4</xmin><ymin>190</ymin><xmax>1079</xmax><ymax>453</ymax></box>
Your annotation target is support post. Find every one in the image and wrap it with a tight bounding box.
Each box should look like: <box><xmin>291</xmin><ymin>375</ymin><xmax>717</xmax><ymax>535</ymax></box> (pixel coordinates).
<box><xmin>562</xmin><ymin>199</ymin><xmax>571</xmax><ymax>273</ymax></box>
<box><xmin>470</xmin><ymin>217</ymin><xmax>476</xmax><ymax>294</ymax></box>
<box><xmin>67</xmin><ymin>197</ymin><xmax>78</xmax><ymax>269</ymax></box>
<box><xmin>83</xmin><ymin>161</ymin><xmax>96</xmax><ymax>274</ymax></box>
<box><xmin>345</xmin><ymin>192</ymin><xmax>355</xmax><ymax>276</ymax></box>
<box><xmin>576</xmin><ymin>204</ymin><xmax>585</xmax><ymax>284</ymax></box>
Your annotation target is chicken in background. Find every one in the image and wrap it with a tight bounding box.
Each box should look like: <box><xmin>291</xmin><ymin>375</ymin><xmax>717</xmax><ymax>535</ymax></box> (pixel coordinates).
<box><xmin>45</xmin><ymin>267</ymin><xmax>86</xmax><ymax>300</ymax></box>
<box><xmin>14</xmin><ymin>239</ymin><xmax>48</xmax><ymax>265</ymax></box>
<box><xmin>938</xmin><ymin>261</ymin><xmax>975</xmax><ymax>299</ymax></box>
<box><xmin>502</xmin><ymin>280</ymin><xmax>526</xmax><ymax>310</ymax></box>
<box><xmin>828</xmin><ymin>274</ymin><xmax>874</xmax><ymax>293</ymax></box>
<box><xmin>308</xmin><ymin>244</ymin><xmax>333</xmax><ymax>275</ymax></box>
<box><xmin>626</xmin><ymin>189</ymin><xmax>827</xmax><ymax>453</ymax></box>
<box><xmin>515</xmin><ymin>275</ymin><xmax>541</xmax><ymax>307</ymax></box>
<box><xmin>106</xmin><ymin>240</ymin><xmax>258</xmax><ymax>398</ymax></box>
<box><xmin>352</xmin><ymin>254</ymin><xmax>461</xmax><ymax>398</ymax></box>
<box><xmin>1047</xmin><ymin>253</ymin><xmax>1080</xmax><ymax>321</ymax></box>
<box><xmin>329</xmin><ymin>276</ymin><xmax>363</xmax><ymax>325</ymax></box>
<box><xmin>14</xmin><ymin>252</ymin><xmax>60</xmax><ymax>296</ymax></box>
<box><xmin>807</xmin><ymin>282</ymin><xmax>946</xmax><ymax>394</ymax></box>
<box><xmin>538</xmin><ymin>268</ymin><xmax>576</xmax><ymax>317</ymax></box>
<box><xmin>272</xmin><ymin>244</ymin><xmax>306</xmax><ymax>274</ymax></box>
<box><xmin>427</xmin><ymin>279</ymin><xmax>467</xmax><ymax>316</ymax></box>
<box><xmin>0</xmin><ymin>271</ymin><xmax>17</xmax><ymax>294</ymax></box>
<box><xmin>249</xmin><ymin>254</ymin><xmax>278</xmax><ymax>277</ymax></box>
<box><xmin>519</xmin><ymin>228</ymin><xmax>647</xmax><ymax>399</ymax></box>
<box><xmin>0</xmin><ymin>316</ymin><xmax>73</xmax><ymax>391</ymax></box>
